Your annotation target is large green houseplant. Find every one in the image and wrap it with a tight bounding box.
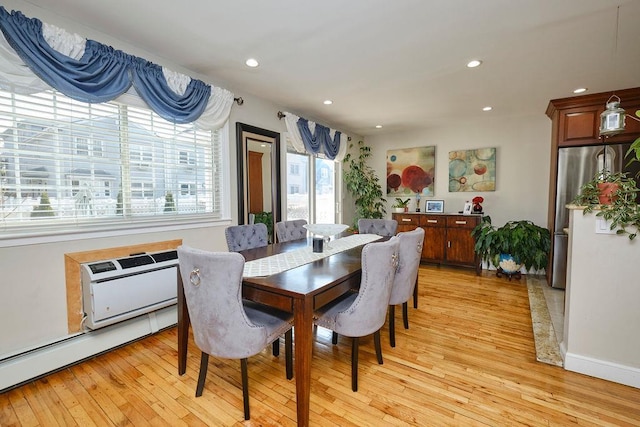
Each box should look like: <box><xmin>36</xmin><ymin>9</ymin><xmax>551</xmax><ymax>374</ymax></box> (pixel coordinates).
<box><xmin>343</xmin><ymin>140</ymin><xmax>386</xmax><ymax>228</ymax></box>
<box><xmin>471</xmin><ymin>216</ymin><xmax>551</xmax><ymax>272</ymax></box>
<box><xmin>572</xmin><ymin>170</ymin><xmax>640</xmax><ymax>240</ymax></box>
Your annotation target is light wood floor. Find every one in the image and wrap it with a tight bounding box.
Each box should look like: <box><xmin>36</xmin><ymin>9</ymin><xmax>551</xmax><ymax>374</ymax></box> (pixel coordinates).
<box><xmin>2</xmin><ymin>266</ymin><xmax>640</xmax><ymax>426</ymax></box>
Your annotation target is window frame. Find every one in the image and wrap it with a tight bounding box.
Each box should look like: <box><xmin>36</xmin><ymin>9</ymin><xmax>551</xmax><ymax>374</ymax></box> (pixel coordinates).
<box><xmin>0</xmin><ymin>88</ymin><xmax>232</xmax><ymax>245</ymax></box>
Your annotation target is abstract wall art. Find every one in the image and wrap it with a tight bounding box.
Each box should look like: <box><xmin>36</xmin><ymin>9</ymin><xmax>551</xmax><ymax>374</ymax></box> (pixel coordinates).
<box><xmin>448</xmin><ymin>147</ymin><xmax>496</xmax><ymax>192</ymax></box>
<box><xmin>386</xmin><ymin>146</ymin><xmax>435</xmax><ymax>197</ymax></box>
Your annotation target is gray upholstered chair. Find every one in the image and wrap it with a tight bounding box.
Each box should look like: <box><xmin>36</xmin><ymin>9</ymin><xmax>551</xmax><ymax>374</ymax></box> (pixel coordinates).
<box><xmin>275</xmin><ymin>219</ymin><xmax>308</xmax><ymax>242</ymax></box>
<box><xmin>388</xmin><ymin>227</ymin><xmax>424</xmax><ymax>347</ymax></box>
<box><xmin>225</xmin><ymin>223</ymin><xmax>268</xmax><ymax>252</ymax></box>
<box><xmin>177</xmin><ymin>246</ymin><xmax>293</xmax><ymax>421</ymax></box>
<box><xmin>357</xmin><ymin>218</ymin><xmax>398</xmax><ymax>237</ymax></box>
<box><xmin>313</xmin><ymin>237</ymin><xmax>399</xmax><ymax>391</ymax></box>
<box><xmin>225</xmin><ymin>222</ymin><xmax>282</xmax><ymax>356</ymax></box>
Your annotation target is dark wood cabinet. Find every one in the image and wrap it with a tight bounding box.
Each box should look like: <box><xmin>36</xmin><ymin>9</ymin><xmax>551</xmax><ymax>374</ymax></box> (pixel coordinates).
<box><xmin>392</xmin><ymin>213</ymin><xmax>481</xmax><ymax>273</ymax></box>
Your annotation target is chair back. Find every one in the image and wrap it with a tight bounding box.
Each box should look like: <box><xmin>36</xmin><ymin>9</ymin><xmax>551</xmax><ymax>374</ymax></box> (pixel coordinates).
<box><xmin>333</xmin><ymin>237</ymin><xmax>400</xmax><ymax>337</ymax></box>
<box><xmin>225</xmin><ymin>223</ymin><xmax>268</xmax><ymax>252</ymax></box>
<box><xmin>358</xmin><ymin>218</ymin><xmax>398</xmax><ymax>236</ymax></box>
<box><xmin>389</xmin><ymin>227</ymin><xmax>424</xmax><ymax>305</ymax></box>
<box><xmin>275</xmin><ymin>219</ymin><xmax>308</xmax><ymax>242</ymax></box>
<box><xmin>177</xmin><ymin>246</ymin><xmax>270</xmax><ymax>359</ymax></box>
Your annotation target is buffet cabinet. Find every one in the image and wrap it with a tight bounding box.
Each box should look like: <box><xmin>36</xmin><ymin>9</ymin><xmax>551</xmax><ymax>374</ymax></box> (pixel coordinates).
<box><xmin>392</xmin><ymin>213</ymin><xmax>481</xmax><ymax>274</ymax></box>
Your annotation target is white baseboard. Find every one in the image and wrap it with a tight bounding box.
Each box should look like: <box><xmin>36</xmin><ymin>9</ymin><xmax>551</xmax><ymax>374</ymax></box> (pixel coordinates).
<box><xmin>0</xmin><ymin>305</ymin><xmax>177</xmax><ymax>392</ymax></box>
<box><xmin>564</xmin><ymin>352</ymin><xmax>640</xmax><ymax>389</ymax></box>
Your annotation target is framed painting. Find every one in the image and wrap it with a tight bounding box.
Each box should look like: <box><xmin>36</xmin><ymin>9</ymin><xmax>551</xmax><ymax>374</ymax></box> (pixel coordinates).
<box><xmin>386</xmin><ymin>146</ymin><xmax>435</xmax><ymax>197</ymax></box>
<box><xmin>425</xmin><ymin>199</ymin><xmax>444</xmax><ymax>213</ymax></box>
<box><xmin>448</xmin><ymin>147</ymin><xmax>496</xmax><ymax>192</ymax></box>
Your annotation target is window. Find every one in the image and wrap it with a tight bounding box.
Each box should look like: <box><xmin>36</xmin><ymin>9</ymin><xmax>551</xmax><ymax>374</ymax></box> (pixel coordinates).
<box><xmin>0</xmin><ymin>88</ymin><xmax>225</xmax><ymax>235</ymax></box>
<box><xmin>285</xmin><ymin>151</ymin><xmax>340</xmax><ymax>224</ymax></box>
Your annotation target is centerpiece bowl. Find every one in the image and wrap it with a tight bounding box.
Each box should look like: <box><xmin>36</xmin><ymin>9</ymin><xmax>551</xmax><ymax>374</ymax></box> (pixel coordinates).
<box><xmin>303</xmin><ymin>223</ymin><xmax>349</xmax><ymax>249</ymax></box>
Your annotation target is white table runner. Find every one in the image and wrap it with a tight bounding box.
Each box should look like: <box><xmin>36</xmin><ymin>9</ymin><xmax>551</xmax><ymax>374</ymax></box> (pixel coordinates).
<box><xmin>243</xmin><ymin>233</ymin><xmax>382</xmax><ymax>277</ymax></box>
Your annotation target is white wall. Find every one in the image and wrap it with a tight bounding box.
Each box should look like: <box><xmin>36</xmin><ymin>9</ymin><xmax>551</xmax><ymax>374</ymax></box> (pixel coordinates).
<box><xmin>365</xmin><ymin>113</ymin><xmax>552</xmax><ymax>228</ymax></box>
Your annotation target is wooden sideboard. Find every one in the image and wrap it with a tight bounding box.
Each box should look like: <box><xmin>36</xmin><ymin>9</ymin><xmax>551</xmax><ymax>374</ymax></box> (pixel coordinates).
<box><xmin>392</xmin><ymin>212</ymin><xmax>482</xmax><ymax>274</ymax></box>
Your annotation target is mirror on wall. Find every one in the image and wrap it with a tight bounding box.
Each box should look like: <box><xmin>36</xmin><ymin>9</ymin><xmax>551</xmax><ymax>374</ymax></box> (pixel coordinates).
<box><xmin>236</xmin><ymin>123</ymin><xmax>281</xmax><ymax>241</ymax></box>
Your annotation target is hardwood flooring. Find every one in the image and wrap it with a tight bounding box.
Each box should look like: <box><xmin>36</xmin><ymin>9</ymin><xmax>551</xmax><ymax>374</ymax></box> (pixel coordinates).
<box><xmin>2</xmin><ymin>266</ymin><xmax>640</xmax><ymax>426</ymax></box>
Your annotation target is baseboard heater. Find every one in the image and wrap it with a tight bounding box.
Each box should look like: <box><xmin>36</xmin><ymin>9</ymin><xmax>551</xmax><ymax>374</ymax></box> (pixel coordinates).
<box><xmin>81</xmin><ymin>250</ymin><xmax>178</xmax><ymax>330</ymax></box>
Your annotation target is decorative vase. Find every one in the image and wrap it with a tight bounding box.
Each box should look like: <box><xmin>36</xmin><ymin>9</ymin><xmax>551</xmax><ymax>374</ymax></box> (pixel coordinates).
<box><xmin>473</xmin><ymin>203</ymin><xmax>483</xmax><ymax>213</ymax></box>
<box><xmin>498</xmin><ymin>254</ymin><xmax>521</xmax><ymax>273</ymax></box>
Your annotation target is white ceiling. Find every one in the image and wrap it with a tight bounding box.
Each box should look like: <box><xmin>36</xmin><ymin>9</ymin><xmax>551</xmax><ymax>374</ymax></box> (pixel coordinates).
<box><xmin>21</xmin><ymin>0</ymin><xmax>640</xmax><ymax>136</ymax></box>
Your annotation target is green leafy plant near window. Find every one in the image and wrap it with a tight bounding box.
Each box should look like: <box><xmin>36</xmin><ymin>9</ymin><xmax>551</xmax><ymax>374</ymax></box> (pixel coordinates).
<box><xmin>572</xmin><ymin>170</ymin><xmax>640</xmax><ymax>240</ymax></box>
<box><xmin>471</xmin><ymin>216</ymin><xmax>551</xmax><ymax>271</ymax></box>
<box><xmin>253</xmin><ymin>211</ymin><xmax>274</xmax><ymax>243</ymax></box>
<box><xmin>343</xmin><ymin>140</ymin><xmax>386</xmax><ymax>229</ymax></box>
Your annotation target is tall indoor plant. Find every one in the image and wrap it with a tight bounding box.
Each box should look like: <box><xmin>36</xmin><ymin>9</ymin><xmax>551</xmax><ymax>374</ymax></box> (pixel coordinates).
<box><xmin>343</xmin><ymin>140</ymin><xmax>386</xmax><ymax>228</ymax></box>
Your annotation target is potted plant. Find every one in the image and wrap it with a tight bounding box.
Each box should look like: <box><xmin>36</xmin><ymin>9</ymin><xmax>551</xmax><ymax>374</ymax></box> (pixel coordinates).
<box><xmin>343</xmin><ymin>140</ymin><xmax>386</xmax><ymax>229</ymax></box>
<box><xmin>392</xmin><ymin>198</ymin><xmax>410</xmax><ymax>213</ymax></box>
<box><xmin>572</xmin><ymin>170</ymin><xmax>640</xmax><ymax>240</ymax></box>
<box><xmin>471</xmin><ymin>216</ymin><xmax>551</xmax><ymax>276</ymax></box>
<box><xmin>625</xmin><ymin>109</ymin><xmax>640</xmax><ymax>172</ymax></box>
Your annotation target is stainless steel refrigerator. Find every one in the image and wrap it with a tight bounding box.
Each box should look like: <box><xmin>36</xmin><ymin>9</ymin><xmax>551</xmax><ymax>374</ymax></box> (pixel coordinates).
<box><xmin>552</xmin><ymin>143</ymin><xmax>638</xmax><ymax>288</ymax></box>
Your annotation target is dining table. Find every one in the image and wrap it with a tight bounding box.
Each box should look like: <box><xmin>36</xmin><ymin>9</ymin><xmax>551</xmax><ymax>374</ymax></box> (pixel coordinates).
<box><xmin>176</xmin><ymin>233</ymin><xmax>382</xmax><ymax>427</ymax></box>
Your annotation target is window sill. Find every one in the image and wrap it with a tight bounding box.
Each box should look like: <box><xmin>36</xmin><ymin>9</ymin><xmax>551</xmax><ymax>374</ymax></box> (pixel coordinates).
<box><xmin>0</xmin><ymin>216</ymin><xmax>232</xmax><ymax>248</ymax></box>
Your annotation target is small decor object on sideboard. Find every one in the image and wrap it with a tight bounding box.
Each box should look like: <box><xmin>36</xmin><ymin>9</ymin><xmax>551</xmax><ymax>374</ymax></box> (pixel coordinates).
<box><xmin>425</xmin><ymin>199</ymin><xmax>444</xmax><ymax>213</ymax></box>
<box><xmin>393</xmin><ymin>198</ymin><xmax>411</xmax><ymax>213</ymax></box>
<box><xmin>472</xmin><ymin>196</ymin><xmax>484</xmax><ymax>214</ymax></box>
<box><xmin>462</xmin><ymin>201</ymin><xmax>473</xmax><ymax>215</ymax></box>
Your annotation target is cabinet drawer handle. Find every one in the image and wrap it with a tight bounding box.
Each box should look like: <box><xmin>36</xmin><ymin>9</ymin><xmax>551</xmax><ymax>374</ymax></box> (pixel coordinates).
<box><xmin>427</xmin><ymin>219</ymin><xmax>438</xmax><ymax>223</ymax></box>
<box><xmin>401</xmin><ymin>218</ymin><xmax>412</xmax><ymax>222</ymax></box>
<box><xmin>455</xmin><ymin>220</ymin><xmax>467</xmax><ymax>225</ymax></box>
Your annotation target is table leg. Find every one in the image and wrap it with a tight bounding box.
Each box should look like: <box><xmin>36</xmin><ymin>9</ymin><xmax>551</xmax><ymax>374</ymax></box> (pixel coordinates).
<box><xmin>177</xmin><ymin>267</ymin><xmax>190</xmax><ymax>375</ymax></box>
<box><xmin>293</xmin><ymin>296</ymin><xmax>313</xmax><ymax>427</ymax></box>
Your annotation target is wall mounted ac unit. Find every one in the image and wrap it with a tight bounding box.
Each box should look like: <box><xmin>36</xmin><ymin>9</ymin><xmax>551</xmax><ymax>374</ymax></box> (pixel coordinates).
<box><xmin>81</xmin><ymin>250</ymin><xmax>178</xmax><ymax>330</ymax></box>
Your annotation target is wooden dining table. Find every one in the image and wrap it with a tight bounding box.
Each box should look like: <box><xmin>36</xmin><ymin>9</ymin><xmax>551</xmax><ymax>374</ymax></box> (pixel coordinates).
<box><xmin>176</xmin><ymin>236</ymin><xmax>369</xmax><ymax>427</ymax></box>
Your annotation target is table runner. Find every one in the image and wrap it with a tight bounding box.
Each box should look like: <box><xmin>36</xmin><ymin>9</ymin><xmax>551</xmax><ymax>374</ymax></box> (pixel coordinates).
<box><xmin>243</xmin><ymin>233</ymin><xmax>382</xmax><ymax>277</ymax></box>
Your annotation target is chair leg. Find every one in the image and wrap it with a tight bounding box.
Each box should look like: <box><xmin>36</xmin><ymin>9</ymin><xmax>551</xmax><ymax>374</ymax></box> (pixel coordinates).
<box><xmin>374</xmin><ymin>330</ymin><xmax>383</xmax><ymax>365</ymax></box>
<box><xmin>332</xmin><ymin>331</ymin><xmax>338</xmax><ymax>345</ymax></box>
<box><xmin>413</xmin><ymin>277</ymin><xmax>418</xmax><ymax>308</ymax></box>
<box><xmin>389</xmin><ymin>305</ymin><xmax>396</xmax><ymax>348</ymax></box>
<box><xmin>351</xmin><ymin>336</ymin><xmax>359</xmax><ymax>392</ymax></box>
<box><xmin>272</xmin><ymin>338</ymin><xmax>280</xmax><ymax>356</ymax></box>
<box><xmin>240</xmin><ymin>358</ymin><xmax>250</xmax><ymax>420</ymax></box>
<box><xmin>195</xmin><ymin>352</ymin><xmax>209</xmax><ymax>397</ymax></box>
<box><xmin>403</xmin><ymin>301</ymin><xmax>409</xmax><ymax>329</ymax></box>
<box><xmin>285</xmin><ymin>329</ymin><xmax>293</xmax><ymax>380</ymax></box>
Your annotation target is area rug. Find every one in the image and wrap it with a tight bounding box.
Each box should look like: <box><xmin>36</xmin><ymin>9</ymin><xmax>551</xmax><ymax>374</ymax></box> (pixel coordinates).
<box><xmin>526</xmin><ymin>277</ymin><xmax>564</xmax><ymax>367</ymax></box>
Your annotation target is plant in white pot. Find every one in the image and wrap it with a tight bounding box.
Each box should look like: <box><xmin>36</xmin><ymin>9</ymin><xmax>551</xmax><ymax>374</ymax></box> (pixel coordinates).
<box><xmin>392</xmin><ymin>198</ymin><xmax>410</xmax><ymax>213</ymax></box>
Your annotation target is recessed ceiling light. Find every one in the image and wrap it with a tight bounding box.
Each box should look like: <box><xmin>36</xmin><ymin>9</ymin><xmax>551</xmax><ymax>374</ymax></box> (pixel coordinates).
<box><xmin>467</xmin><ymin>60</ymin><xmax>482</xmax><ymax>68</ymax></box>
<box><xmin>375</xmin><ymin>125</ymin><xmax>383</xmax><ymax>129</ymax></box>
<box><xmin>245</xmin><ymin>58</ymin><xmax>259</xmax><ymax>68</ymax></box>
<box><xmin>323</xmin><ymin>100</ymin><xmax>333</xmax><ymax>105</ymax></box>
<box><xmin>482</xmin><ymin>106</ymin><xmax>493</xmax><ymax>111</ymax></box>
<box><xmin>573</xmin><ymin>87</ymin><xmax>587</xmax><ymax>94</ymax></box>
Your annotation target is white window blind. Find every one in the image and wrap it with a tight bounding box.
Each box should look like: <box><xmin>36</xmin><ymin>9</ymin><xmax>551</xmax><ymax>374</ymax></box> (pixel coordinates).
<box><xmin>0</xmin><ymin>88</ymin><xmax>224</xmax><ymax>235</ymax></box>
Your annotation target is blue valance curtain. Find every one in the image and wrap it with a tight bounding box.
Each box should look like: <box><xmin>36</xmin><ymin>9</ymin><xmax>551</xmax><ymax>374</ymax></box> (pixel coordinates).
<box><xmin>296</xmin><ymin>118</ymin><xmax>342</xmax><ymax>160</ymax></box>
<box><xmin>0</xmin><ymin>7</ymin><xmax>229</xmax><ymax>127</ymax></box>
<box><xmin>285</xmin><ymin>112</ymin><xmax>347</xmax><ymax>161</ymax></box>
